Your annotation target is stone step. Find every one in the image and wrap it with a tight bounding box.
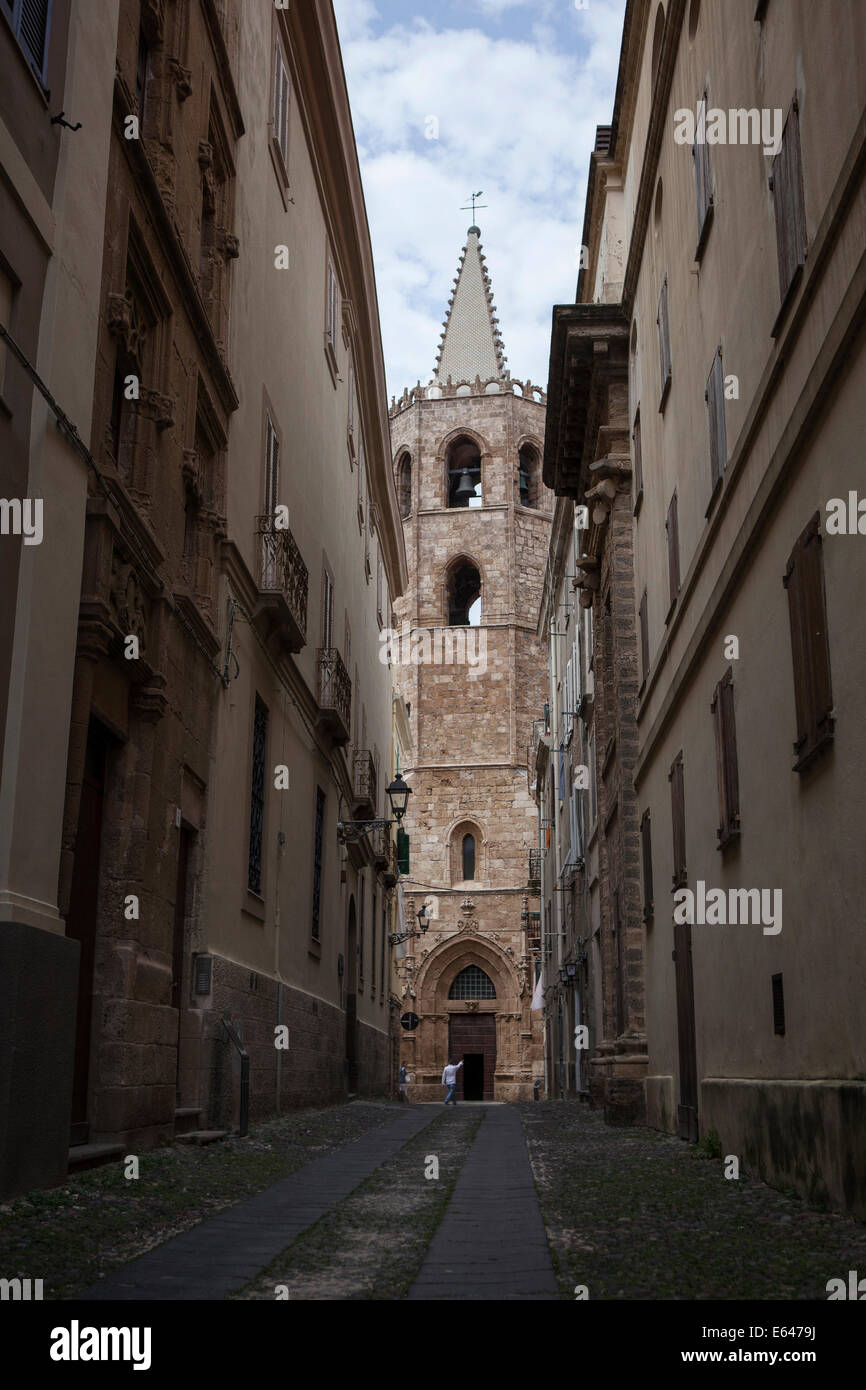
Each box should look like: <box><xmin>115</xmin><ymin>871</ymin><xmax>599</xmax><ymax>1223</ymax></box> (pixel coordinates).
<box><xmin>175</xmin><ymin>1130</ymin><xmax>230</xmax><ymax>1146</ymax></box>
<box><xmin>173</xmin><ymin>1107</ymin><xmax>203</xmax><ymax>1136</ymax></box>
<box><xmin>67</xmin><ymin>1142</ymin><xmax>125</xmax><ymax>1173</ymax></box>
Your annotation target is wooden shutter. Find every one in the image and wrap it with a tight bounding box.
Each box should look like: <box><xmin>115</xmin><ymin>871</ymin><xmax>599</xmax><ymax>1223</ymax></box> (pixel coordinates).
<box><xmin>711</xmin><ymin>666</ymin><xmax>740</xmax><ymax>845</ymax></box>
<box><xmin>322</xmin><ymin>569</ymin><xmax>334</xmax><ymax>649</ymax></box>
<box><xmin>264</xmin><ymin>414</ymin><xmax>279</xmax><ymax>516</ymax></box>
<box><xmin>638</xmin><ymin>589</ymin><xmax>649</xmax><ymax>684</ymax></box>
<box><xmin>706</xmin><ymin>348</ymin><xmax>726</xmax><ymax>489</ymax></box>
<box><xmin>783</xmin><ymin>512</ymin><xmax>834</xmax><ymax>770</ymax></box>
<box><xmin>771</xmin><ymin>100</ymin><xmax>807</xmax><ymax>304</ymax></box>
<box><xmin>640</xmin><ymin>807</ymin><xmax>653</xmax><ymax>920</ymax></box>
<box><xmin>632</xmin><ymin>407</ymin><xmax>643</xmax><ymax>503</ymax></box>
<box><xmin>665</xmin><ymin>492</ymin><xmax>680</xmax><ymax>608</ymax></box>
<box><xmin>669</xmin><ymin>752</ymin><xmax>686</xmax><ymax>888</ymax></box>
<box><xmin>18</xmin><ymin>0</ymin><xmax>51</xmax><ymax>81</ymax></box>
<box><xmin>693</xmin><ymin>95</ymin><xmax>713</xmax><ymax>242</ymax></box>
<box><xmin>657</xmin><ymin>279</ymin><xmax>671</xmax><ymax>403</ymax></box>
<box><xmin>273</xmin><ymin>45</ymin><xmax>290</xmax><ymax>166</ymax></box>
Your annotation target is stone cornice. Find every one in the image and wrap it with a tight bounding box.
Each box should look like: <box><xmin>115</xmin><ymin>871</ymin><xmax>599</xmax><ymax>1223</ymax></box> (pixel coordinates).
<box><xmin>543</xmin><ymin>303</ymin><xmax>629</xmax><ymax>497</ymax></box>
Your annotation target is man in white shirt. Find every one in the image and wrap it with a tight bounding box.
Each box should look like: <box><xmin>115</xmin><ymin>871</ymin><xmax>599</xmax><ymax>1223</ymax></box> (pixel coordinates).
<box><xmin>441</xmin><ymin>1058</ymin><xmax>463</xmax><ymax>1105</ymax></box>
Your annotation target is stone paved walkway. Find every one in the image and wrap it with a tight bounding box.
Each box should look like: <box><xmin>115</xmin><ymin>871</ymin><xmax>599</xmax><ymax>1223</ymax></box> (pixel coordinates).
<box><xmin>78</xmin><ymin>1106</ymin><xmax>438</xmax><ymax>1301</ymax></box>
<box><xmin>407</xmin><ymin>1106</ymin><xmax>558</xmax><ymax>1300</ymax></box>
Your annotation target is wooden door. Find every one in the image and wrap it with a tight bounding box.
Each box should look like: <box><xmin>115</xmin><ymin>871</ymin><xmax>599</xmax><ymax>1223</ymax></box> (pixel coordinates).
<box><xmin>673</xmin><ymin>920</ymin><xmax>699</xmax><ymax>1141</ymax></box>
<box><xmin>448</xmin><ymin>1014</ymin><xmax>496</xmax><ymax>1100</ymax></box>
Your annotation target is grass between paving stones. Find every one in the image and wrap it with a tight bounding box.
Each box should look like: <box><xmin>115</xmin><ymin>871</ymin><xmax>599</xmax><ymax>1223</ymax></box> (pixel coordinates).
<box><xmin>233</xmin><ymin>1108</ymin><xmax>483</xmax><ymax>1300</ymax></box>
<box><xmin>519</xmin><ymin>1101</ymin><xmax>866</xmax><ymax>1301</ymax></box>
<box><xmin>0</xmin><ymin>1101</ymin><xmax>401</xmax><ymax>1299</ymax></box>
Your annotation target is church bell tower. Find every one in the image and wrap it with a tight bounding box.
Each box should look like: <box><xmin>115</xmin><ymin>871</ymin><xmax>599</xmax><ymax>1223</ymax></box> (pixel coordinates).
<box><xmin>389</xmin><ymin>224</ymin><xmax>553</xmax><ymax>1101</ymax></box>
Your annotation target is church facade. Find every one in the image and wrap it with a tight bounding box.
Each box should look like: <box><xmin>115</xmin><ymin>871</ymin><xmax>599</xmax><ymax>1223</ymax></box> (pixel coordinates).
<box><xmin>389</xmin><ymin>226</ymin><xmax>551</xmax><ymax>1102</ymax></box>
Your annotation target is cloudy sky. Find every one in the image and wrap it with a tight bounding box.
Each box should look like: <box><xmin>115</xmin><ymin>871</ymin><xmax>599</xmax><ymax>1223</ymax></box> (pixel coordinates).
<box><xmin>332</xmin><ymin>0</ymin><xmax>627</xmax><ymax>399</ymax></box>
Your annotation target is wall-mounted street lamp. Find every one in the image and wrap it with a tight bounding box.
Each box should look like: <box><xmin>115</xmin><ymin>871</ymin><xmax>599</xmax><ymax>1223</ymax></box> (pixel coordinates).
<box><xmin>389</xmin><ymin>903</ymin><xmax>429</xmax><ymax>948</ymax></box>
<box><xmin>337</xmin><ymin>769</ymin><xmax>413</xmax><ymax>847</ymax></box>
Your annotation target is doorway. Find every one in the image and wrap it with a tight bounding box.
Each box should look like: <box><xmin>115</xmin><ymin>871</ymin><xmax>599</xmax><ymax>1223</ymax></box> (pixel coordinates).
<box><xmin>345</xmin><ymin>897</ymin><xmax>358</xmax><ymax>1092</ymax></box>
<box><xmin>448</xmin><ymin>1013</ymin><xmax>496</xmax><ymax>1100</ymax></box>
<box><xmin>673</xmin><ymin>920</ymin><xmax>699</xmax><ymax>1141</ymax></box>
<box><xmin>172</xmin><ymin>827</ymin><xmax>193</xmax><ymax>1099</ymax></box>
<box><xmin>66</xmin><ymin>722</ymin><xmax>110</xmax><ymax>1143</ymax></box>
<box><xmin>462</xmin><ymin>1053</ymin><xmax>484</xmax><ymax>1100</ymax></box>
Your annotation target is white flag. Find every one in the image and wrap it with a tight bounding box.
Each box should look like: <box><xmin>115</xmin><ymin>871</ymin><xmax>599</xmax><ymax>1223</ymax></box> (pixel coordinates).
<box><xmin>530</xmin><ymin>971</ymin><xmax>544</xmax><ymax>1011</ymax></box>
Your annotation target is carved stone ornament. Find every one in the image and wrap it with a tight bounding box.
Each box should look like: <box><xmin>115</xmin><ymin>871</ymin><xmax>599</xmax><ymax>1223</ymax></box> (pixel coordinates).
<box><xmin>169</xmin><ymin>58</ymin><xmax>192</xmax><ymax>101</ymax></box>
<box><xmin>217</xmin><ymin>228</ymin><xmax>240</xmax><ymax>261</ymax></box>
<box><xmin>106</xmin><ymin>291</ymin><xmax>147</xmax><ymax>369</ymax></box>
<box><xmin>140</xmin><ymin>0</ymin><xmax>166</xmax><ymax>44</ymax></box>
<box><xmin>138</xmin><ymin>387</ymin><xmax>175</xmax><ymax>431</ymax></box>
<box><xmin>465</xmin><ymin>1000</ymin><xmax>479</xmax><ymax>1012</ymax></box>
<box><xmin>109</xmin><ymin>553</ymin><xmax>148</xmax><ymax>651</ymax></box>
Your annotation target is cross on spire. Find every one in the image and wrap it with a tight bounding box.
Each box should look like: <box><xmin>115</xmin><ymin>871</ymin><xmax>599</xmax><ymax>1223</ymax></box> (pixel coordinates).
<box><xmin>460</xmin><ymin>190</ymin><xmax>488</xmax><ymax>229</ymax></box>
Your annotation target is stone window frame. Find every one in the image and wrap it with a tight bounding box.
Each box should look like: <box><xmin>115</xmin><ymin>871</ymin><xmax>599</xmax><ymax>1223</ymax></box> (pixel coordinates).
<box><xmin>439</xmin><ymin>425</ymin><xmax>490</xmax><ymax>511</ymax></box>
<box><xmin>515</xmin><ymin>432</ymin><xmax>545</xmax><ymax>511</ymax></box>
<box><xmin>442</xmin><ymin>551</ymin><xmax>484</xmax><ymax>628</ymax></box>
<box><xmin>446</xmin><ymin>816</ymin><xmax>487</xmax><ymax>888</ymax></box>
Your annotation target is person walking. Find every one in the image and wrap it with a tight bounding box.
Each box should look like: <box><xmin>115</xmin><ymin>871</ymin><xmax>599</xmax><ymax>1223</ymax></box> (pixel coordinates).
<box><xmin>398</xmin><ymin>1064</ymin><xmax>411</xmax><ymax>1103</ymax></box>
<box><xmin>441</xmin><ymin>1057</ymin><xmax>463</xmax><ymax>1105</ymax></box>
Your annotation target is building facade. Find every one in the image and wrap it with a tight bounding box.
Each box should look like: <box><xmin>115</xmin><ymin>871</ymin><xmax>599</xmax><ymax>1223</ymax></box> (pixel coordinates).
<box><xmin>544</xmin><ymin>0</ymin><xmax>866</xmax><ymax>1214</ymax></box>
<box><xmin>391</xmin><ymin>226</ymin><xmax>551</xmax><ymax>1102</ymax></box>
<box><xmin>0</xmin><ymin>0</ymin><xmax>405</xmax><ymax>1194</ymax></box>
<box><xmin>0</xmin><ymin>0</ymin><xmax>120</xmax><ymax>1195</ymax></box>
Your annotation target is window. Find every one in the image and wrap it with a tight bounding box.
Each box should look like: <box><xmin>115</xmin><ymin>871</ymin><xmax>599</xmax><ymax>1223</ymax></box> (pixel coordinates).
<box><xmin>376</xmin><ymin>554</ymin><xmax>384</xmax><ymax>626</ymax></box>
<box><xmin>396</xmin><ymin>451</ymin><xmax>411</xmax><ymax>518</ymax></box>
<box><xmin>772</xmin><ymin>973</ymin><xmax>785</xmax><ymax>1036</ymax></box>
<box><xmin>518</xmin><ymin>443</ymin><xmax>540</xmax><ymax>509</ymax></box>
<box><xmin>569</xmin><ymin>787</ymin><xmax>581</xmax><ymax>863</ymax></box>
<box><xmin>693</xmin><ymin>92</ymin><xmax>714</xmax><ymax>255</ymax></box>
<box><xmin>321</xmin><ymin>566</ymin><xmax>334</xmax><ymax>649</ymax></box>
<box><xmin>7</xmin><ymin>0</ymin><xmax>52</xmax><ymax>85</ymax></box>
<box><xmin>136</xmin><ymin>28</ymin><xmax>149</xmax><ymax>124</ymax></box>
<box><xmin>783</xmin><ymin>512</ymin><xmax>834</xmax><ymax>771</ymax></box>
<box><xmin>264</xmin><ymin>412</ymin><xmax>280</xmax><ymax>517</ymax></box>
<box><xmin>638</xmin><ymin>589</ymin><xmax>649</xmax><ymax>686</ymax></box>
<box><xmin>357</xmin><ymin>436</ymin><xmax>366</xmax><ymax>529</ymax></box>
<box><xmin>665</xmin><ymin>491</ymin><xmax>680</xmax><ymax>618</ymax></box>
<box><xmin>446</xmin><ymin>436</ymin><xmax>482</xmax><ymax>507</ymax></box>
<box><xmin>657</xmin><ymin>278</ymin><xmax>671</xmax><ymax>409</ymax></box>
<box><xmin>640</xmin><ymin>808</ymin><xmax>654</xmax><ymax>921</ymax></box>
<box><xmin>447</xmin><ymin>560</ymin><xmax>481</xmax><ymax>626</ymax></box>
<box><xmin>669</xmin><ymin>751</ymin><xmax>686</xmax><ymax>889</ymax></box>
<box><xmin>380</xmin><ymin>901</ymin><xmax>386</xmax><ymax>996</ymax></box>
<box><xmin>370</xmin><ymin>887</ymin><xmax>376</xmax><ymax>996</ymax></box>
<box><xmin>358</xmin><ymin>873</ymin><xmax>365</xmax><ymax>984</ymax></box>
<box><xmin>347</xmin><ymin>364</ymin><xmax>355</xmax><ymax>456</ymax></box>
<box><xmin>632</xmin><ymin>407</ymin><xmax>643</xmax><ymax>512</ymax></box>
<box><xmin>326</xmin><ymin>260</ymin><xmax>339</xmax><ymax>354</ymax></box>
<box><xmin>448</xmin><ymin>966</ymin><xmax>496</xmax><ymax>1000</ymax></box>
<box><xmin>248</xmin><ymin>697</ymin><xmax>268</xmax><ymax>893</ymax></box>
<box><xmin>0</xmin><ymin>264</ymin><xmax>13</xmax><ymax>398</ymax></box>
<box><xmin>311</xmin><ymin>787</ymin><xmax>326</xmax><ymax>940</ymax></box>
<box><xmin>771</xmin><ymin>99</ymin><xmax>807</xmax><ymax>312</ymax></box>
<box><xmin>462</xmin><ymin>833</ymin><xmax>476</xmax><ymax>881</ymax></box>
<box><xmin>705</xmin><ymin>347</ymin><xmax>726</xmax><ymax>491</ymax></box>
<box><xmin>650</xmin><ymin>2</ymin><xmax>665</xmax><ymax>88</ymax></box>
<box><xmin>273</xmin><ymin>42</ymin><xmax>290</xmax><ymax>174</ymax></box>
<box><xmin>711</xmin><ymin>666</ymin><xmax>740</xmax><ymax>847</ymax></box>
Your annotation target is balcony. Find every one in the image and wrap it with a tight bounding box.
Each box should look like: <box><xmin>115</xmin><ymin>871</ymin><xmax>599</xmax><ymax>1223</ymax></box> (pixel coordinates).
<box><xmin>528</xmin><ymin>849</ymin><xmax>541</xmax><ymax>893</ymax></box>
<box><xmin>369</xmin><ymin>820</ymin><xmax>391</xmax><ymax>870</ymax></box>
<box><xmin>352</xmin><ymin>750</ymin><xmax>377</xmax><ymax>819</ymax></box>
<box><xmin>317</xmin><ymin>647</ymin><xmax>351</xmax><ymax>745</ymax></box>
<box><xmin>252</xmin><ymin>515</ymin><xmax>308</xmax><ymax>653</ymax></box>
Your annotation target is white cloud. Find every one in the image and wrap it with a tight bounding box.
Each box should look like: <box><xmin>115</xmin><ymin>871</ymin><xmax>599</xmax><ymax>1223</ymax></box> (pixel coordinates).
<box><xmin>334</xmin><ymin>0</ymin><xmax>626</xmax><ymax>396</ymax></box>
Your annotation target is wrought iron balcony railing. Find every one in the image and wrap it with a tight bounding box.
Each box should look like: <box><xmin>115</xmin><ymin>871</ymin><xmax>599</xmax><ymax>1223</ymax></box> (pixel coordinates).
<box><xmin>352</xmin><ymin>749</ymin><xmax>377</xmax><ymax>818</ymax></box>
<box><xmin>254</xmin><ymin>514</ymin><xmax>308</xmax><ymax>652</ymax></box>
<box><xmin>316</xmin><ymin>647</ymin><xmax>351</xmax><ymax>745</ymax></box>
<box><xmin>528</xmin><ymin>848</ymin><xmax>541</xmax><ymax>892</ymax></box>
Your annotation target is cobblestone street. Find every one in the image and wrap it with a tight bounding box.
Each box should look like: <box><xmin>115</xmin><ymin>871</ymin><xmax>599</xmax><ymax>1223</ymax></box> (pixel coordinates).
<box><xmin>6</xmin><ymin>1099</ymin><xmax>861</xmax><ymax>1303</ymax></box>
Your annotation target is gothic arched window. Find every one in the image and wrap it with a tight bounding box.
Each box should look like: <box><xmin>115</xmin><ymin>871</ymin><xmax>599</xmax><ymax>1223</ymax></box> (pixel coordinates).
<box><xmin>518</xmin><ymin>443</ymin><xmax>540</xmax><ymax>509</ymax></box>
<box><xmin>449</xmin><ymin>966</ymin><xmax>496</xmax><ymax>1000</ymax></box>
<box><xmin>447</xmin><ymin>559</ymin><xmax>481</xmax><ymax>626</ymax></box>
<box><xmin>462</xmin><ymin>833</ymin><xmax>476</xmax><ymax>881</ymax></box>
<box><xmin>446</xmin><ymin>435</ymin><xmax>482</xmax><ymax>508</ymax></box>
<box><xmin>396</xmin><ymin>451</ymin><xmax>411</xmax><ymax>519</ymax></box>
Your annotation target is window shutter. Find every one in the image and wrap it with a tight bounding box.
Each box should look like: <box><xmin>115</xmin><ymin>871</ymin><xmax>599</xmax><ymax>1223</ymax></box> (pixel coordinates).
<box><xmin>264</xmin><ymin>415</ymin><xmax>279</xmax><ymax>517</ymax></box>
<box><xmin>711</xmin><ymin>666</ymin><xmax>740</xmax><ymax>845</ymax></box>
<box><xmin>772</xmin><ymin>100</ymin><xmax>807</xmax><ymax>303</ymax></box>
<box><xmin>665</xmin><ymin>492</ymin><xmax>680</xmax><ymax>607</ymax></box>
<box><xmin>657</xmin><ymin>279</ymin><xmax>671</xmax><ymax>402</ymax></box>
<box><xmin>19</xmin><ymin>0</ymin><xmax>51</xmax><ymax>81</ymax></box>
<box><xmin>669</xmin><ymin>752</ymin><xmax>686</xmax><ymax>888</ymax></box>
<box><xmin>693</xmin><ymin>95</ymin><xmax>713</xmax><ymax>241</ymax></box>
<box><xmin>783</xmin><ymin>512</ymin><xmax>834</xmax><ymax>770</ymax></box>
<box><xmin>705</xmin><ymin>348</ymin><xmax>726</xmax><ymax>489</ymax></box>
<box><xmin>640</xmin><ymin>807</ymin><xmax>653</xmax><ymax>920</ymax></box>
<box><xmin>632</xmin><ymin>407</ymin><xmax>643</xmax><ymax>502</ymax></box>
<box><xmin>639</xmin><ymin>586</ymin><xmax>647</xmax><ymax>683</ymax></box>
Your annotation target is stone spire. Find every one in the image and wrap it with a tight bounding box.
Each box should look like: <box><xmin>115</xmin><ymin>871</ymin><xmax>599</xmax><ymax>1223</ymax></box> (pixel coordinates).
<box><xmin>433</xmin><ymin>226</ymin><xmax>507</xmax><ymax>384</ymax></box>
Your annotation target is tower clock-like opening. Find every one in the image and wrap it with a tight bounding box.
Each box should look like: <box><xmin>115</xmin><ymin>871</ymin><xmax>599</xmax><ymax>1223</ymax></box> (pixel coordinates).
<box><xmin>447</xmin><ymin>436</ymin><xmax>482</xmax><ymax>507</ymax></box>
